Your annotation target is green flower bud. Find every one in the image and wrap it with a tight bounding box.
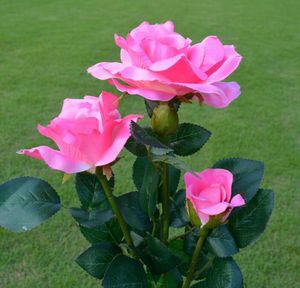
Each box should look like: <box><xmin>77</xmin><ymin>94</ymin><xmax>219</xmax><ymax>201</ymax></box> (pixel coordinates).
<box><xmin>151</xmin><ymin>102</ymin><xmax>179</xmax><ymax>137</ymax></box>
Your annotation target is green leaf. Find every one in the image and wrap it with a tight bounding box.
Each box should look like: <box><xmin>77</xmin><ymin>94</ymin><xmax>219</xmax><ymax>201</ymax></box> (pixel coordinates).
<box><xmin>169</xmin><ymin>166</ymin><xmax>181</xmax><ymax>196</ymax></box>
<box><xmin>192</xmin><ymin>281</ymin><xmax>207</xmax><ymax>288</ymax></box>
<box><xmin>0</xmin><ymin>177</ymin><xmax>61</xmax><ymax>232</ymax></box>
<box><xmin>170</xmin><ymin>123</ymin><xmax>211</xmax><ymax>156</ymax></box>
<box><xmin>228</xmin><ymin>189</ymin><xmax>274</xmax><ymax>248</ymax></box>
<box><xmin>157</xmin><ymin>269</ymin><xmax>183</xmax><ymax>288</ymax></box>
<box><xmin>169</xmin><ymin>239</ymin><xmax>191</xmax><ymax>275</ymax></box>
<box><xmin>144</xmin><ymin>99</ymin><xmax>159</xmax><ymax>118</ymax></box>
<box><xmin>116</xmin><ymin>192</ymin><xmax>152</xmax><ymax>231</ymax></box>
<box><xmin>103</xmin><ymin>255</ymin><xmax>147</xmax><ymax>287</ymax></box>
<box><xmin>152</xmin><ymin>154</ymin><xmax>196</xmax><ymax>175</ymax></box>
<box><xmin>142</xmin><ymin>234</ymin><xmax>181</xmax><ymax>274</ymax></box>
<box><xmin>206</xmin><ymin>225</ymin><xmax>239</xmax><ymax>257</ymax></box>
<box><xmin>79</xmin><ymin>218</ymin><xmax>123</xmax><ymax>244</ymax></box>
<box><xmin>130</xmin><ymin>121</ymin><xmax>173</xmax><ymax>155</ymax></box>
<box><xmin>207</xmin><ymin>258</ymin><xmax>243</xmax><ymax>288</ymax></box>
<box><xmin>170</xmin><ymin>189</ymin><xmax>189</xmax><ymax>228</ymax></box>
<box><xmin>213</xmin><ymin>158</ymin><xmax>264</xmax><ymax>203</ymax></box>
<box><xmin>70</xmin><ymin>207</ymin><xmax>113</xmax><ymax>228</ymax></box>
<box><xmin>125</xmin><ymin>136</ymin><xmax>148</xmax><ymax>157</ymax></box>
<box><xmin>133</xmin><ymin>157</ymin><xmax>160</xmax><ymax>217</ymax></box>
<box><xmin>75</xmin><ymin>172</ymin><xmax>112</xmax><ymax>210</ymax></box>
<box><xmin>76</xmin><ymin>243</ymin><xmax>120</xmax><ymax>279</ymax></box>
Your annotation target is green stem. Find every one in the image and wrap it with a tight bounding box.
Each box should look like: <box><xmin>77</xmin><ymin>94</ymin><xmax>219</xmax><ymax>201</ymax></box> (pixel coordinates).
<box><xmin>161</xmin><ymin>162</ymin><xmax>170</xmax><ymax>244</ymax></box>
<box><xmin>182</xmin><ymin>228</ymin><xmax>209</xmax><ymax>288</ymax></box>
<box><xmin>96</xmin><ymin>167</ymin><xmax>136</xmax><ymax>256</ymax></box>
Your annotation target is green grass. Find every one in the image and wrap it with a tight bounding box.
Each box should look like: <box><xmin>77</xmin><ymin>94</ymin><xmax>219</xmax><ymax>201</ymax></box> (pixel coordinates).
<box><xmin>0</xmin><ymin>0</ymin><xmax>299</xmax><ymax>287</ymax></box>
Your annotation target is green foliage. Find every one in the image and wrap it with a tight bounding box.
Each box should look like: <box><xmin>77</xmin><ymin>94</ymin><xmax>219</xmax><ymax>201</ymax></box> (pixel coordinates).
<box><xmin>69</xmin><ymin>207</ymin><xmax>113</xmax><ymax>228</ymax></box>
<box><xmin>79</xmin><ymin>218</ymin><xmax>123</xmax><ymax>244</ymax></box>
<box><xmin>213</xmin><ymin>158</ymin><xmax>264</xmax><ymax>203</ymax></box>
<box><xmin>170</xmin><ymin>123</ymin><xmax>211</xmax><ymax>156</ymax></box>
<box><xmin>116</xmin><ymin>192</ymin><xmax>152</xmax><ymax>231</ymax></box>
<box><xmin>76</xmin><ymin>243</ymin><xmax>121</xmax><ymax>279</ymax></box>
<box><xmin>130</xmin><ymin>121</ymin><xmax>172</xmax><ymax>155</ymax></box>
<box><xmin>206</xmin><ymin>258</ymin><xmax>243</xmax><ymax>288</ymax></box>
<box><xmin>75</xmin><ymin>172</ymin><xmax>113</xmax><ymax>210</ymax></box>
<box><xmin>133</xmin><ymin>157</ymin><xmax>160</xmax><ymax>217</ymax></box>
<box><xmin>206</xmin><ymin>225</ymin><xmax>239</xmax><ymax>258</ymax></box>
<box><xmin>170</xmin><ymin>189</ymin><xmax>189</xmax><ymax>228</ymax></box>
<box><xmin>228</xmin><ymin>189</ymin><xmax>275</xmax><ymax>248</ymax></box>
<box><xmin>140</xmin><ymin>234</ymin><xmax>181</xmax><ymax>274</ymax></box>
<box><xmin>0</xmin><ymin>177</ymin><xmax>61</xmax><ymax>232</ymax></box>
<box><xmin>103</xmin><ymin>255</ymin><xmax>148</xmax><ymax>287</ymax></box>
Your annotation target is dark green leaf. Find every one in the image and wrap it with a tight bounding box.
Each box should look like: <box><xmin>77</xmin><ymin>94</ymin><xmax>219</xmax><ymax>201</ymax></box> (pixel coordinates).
<box><xmin>192</xmin><ymin>281</ymin><xmax>208</xmax><ymax>288</ymax></box>
<box><xmin>207</xmin><ymin>258</ymin><xmax>243</xmax><ymax>288</ymax></box>
<box><xmin>157</xmin><ymin>269</ymin><xmax>183</xmax><ymax>288</ymax></box>
<box><xmin>184</xmin><ymin>228</ymin><xmax>200</xmax><ymax>256</ymax></box>
<box><xmin>130</xmin><ymin>121</ymin><xmax>173</xmax><ymax>155</ymax></box>
<box><xmin>103</xmin><ymin>255</ymin><xmax>147</xmax><ymax>287</ymax></box>
<box><xmin>79</xmin><ymin>218</ymin><xmax>123</xmax><ymax>244</ymax></box>
<box><xmin>169</xmin><ymin>239</ymin><xmax>191</xmax><ymax>275</ymax></box>
<box><xmin>125</xmin><ymin>136</ymin><xmax>148</xmax><ymax>157</ymax></box>
<box><xmin>70</xmin><ymin>207</ymin><xmax>113</xmax><ymax>228</ymax></box>
<box><xmin>169</xmin><ymin>166</ymin><xmax>181</xmax><ymax>196</ymax></box>
<box><xmin>170</xmin><ymin>123</ymin><xmax>211</xmax><ymax>156</ymax></box>
<box><xmin>206</xmin><ymin>225</ymin><xmax>239</xmax><ymax>257</ymax></box>
<box><xmin>133</xmin><ymin>157</ymin><xmax>160</xmax><ymax>217</ymax></box>
<box><xmin>75</xmin><ymin>172</ymin><xmax>113</xmax><ymax>210</ymax></box>
<box><xmin>213</xmin><ymin>158</ymin><xmax>264</xmax><ymax>202</ymax></box>
<box><xmin>228</xmin><ymin>189</ymin><xmax>274</xmax><ymax>248</ymax></box>
<box><xmin>152</xmin><ymin>154</ymin><xmax>196</xmax><ymax>175</ymax></box>
<box><xmin>0</xmin><ymin>177</ymin><xmax>61</xmax><ymax>232</ymax></box>
<box><xmin>143</xmin><ymin>234</ymin><xmax>181</xmax><ymax>274</ymax></box>
<box><xmin>170</xmin><ymin>189</ymin><xmax>189</xmax><ymax>228</ymax></box>
<box><xmin>76</xmin><ymin>243</ymin><xmax>120</xmax><ymax>279</ymax></box>
<box><xmin>116</xmin><ymin>192</ymin><xmax>152</xmax><ymax>231</ymax></box>
<box><xmin>144</xmin><ymin>99</ymin><xmax>159</xmax><ymax>118</ymax></box>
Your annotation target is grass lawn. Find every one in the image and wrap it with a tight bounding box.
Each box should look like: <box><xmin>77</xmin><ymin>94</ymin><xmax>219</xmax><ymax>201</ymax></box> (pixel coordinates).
<box><xmin>0</xmin><ymin>0</ymin><xmax>299</xmax><ymax>287</ymax></box>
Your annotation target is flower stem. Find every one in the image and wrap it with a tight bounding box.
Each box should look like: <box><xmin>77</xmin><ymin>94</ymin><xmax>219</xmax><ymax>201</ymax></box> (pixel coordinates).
<box><xmin>96</xmin><ymin>167</ymin><xmax>136</xmax><ymax>256</ymax></box>
<box><xmin>161</xmin><ymin>162</ymin><xmax>170</xmax><ymax>243</ymax></box>
<box><xmin>182</xmin><ymin>228</ymin><xmax>209</xmax><ymax>288</ymax></box>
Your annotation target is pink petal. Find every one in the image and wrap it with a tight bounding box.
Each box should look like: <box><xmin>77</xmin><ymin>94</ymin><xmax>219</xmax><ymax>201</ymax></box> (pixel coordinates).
<box><xmin>206</xmin><ymin>45</ymin><xmax>242</xmax><ymax>82</ymax></box>
<box><xmin>200</xmin><ymin>202</ymin><xmax>230</xmax><ymax>215</ymax></box>
<box><xmin>150</xmin><ymin>54</ymin><xmax>207</xmax><ymax>82</ymax></box>
<box><xmin>230</xmin><ymin>194</ymin><xmax>245</xmax><ymax>207</ymax></box>
<box><xmin>109</xmin><ymin>79</ymin><xmax>175</xmax><ymax>101</ymax></box>
<box><xmin>198</xmin><ymin>36</ymin><xmax>225</xmax><ymax>71</ymax></box>
<box><xmin>18</xmin><ymin>146</ymin><xmax>92</xmax><ymax>174</ymax></box>
<box><xmin>96</xmin><ymin>114</ymin><xmax>143</xmax><ymax>166</ymax></box>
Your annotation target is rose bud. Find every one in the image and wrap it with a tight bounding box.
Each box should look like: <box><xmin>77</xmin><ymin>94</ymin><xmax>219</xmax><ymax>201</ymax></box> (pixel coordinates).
<box><xmin>184</xmin><ymin>168</ymin><xmax>245</xmax><ymax>228</ymax></box>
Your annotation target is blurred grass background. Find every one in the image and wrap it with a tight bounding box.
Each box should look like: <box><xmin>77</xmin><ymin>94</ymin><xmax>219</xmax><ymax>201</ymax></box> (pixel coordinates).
<box><xmin>0</xmin><ymin>0</ymin><xmax>299</xmax><ymax>287</ymax></box>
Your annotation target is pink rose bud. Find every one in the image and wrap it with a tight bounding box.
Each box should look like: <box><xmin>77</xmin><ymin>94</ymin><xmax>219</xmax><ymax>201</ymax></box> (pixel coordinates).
<box><xmin>88</xmin><ymin>21</ymin><xmax>242</xmax><ymax>108</ymax></box>
<box><xmin>184</xmin><ymin>169</ymin><xmax>245</xmax><ymax>227</ymax></box>
<box><xmin>18</xmin><ymin>92</ymin><xmax>143</xmax><ymax>174</ymax></box>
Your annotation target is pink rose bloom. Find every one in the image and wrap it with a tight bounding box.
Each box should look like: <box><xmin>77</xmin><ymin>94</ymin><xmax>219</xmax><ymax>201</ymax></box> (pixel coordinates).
<box><xmin>88</xmin><ymin>21</ymin><xmax>242</xmax><ymax>108</ymax></box>
<box><xmin>18</xmin><ymin>92</ymin><xmax>143</xmax><ymax>173</ymax></box>
<box><xmin>184</xmin><ymin>169</ymin><xmax>245</xmax><ymax>225</ymax></box>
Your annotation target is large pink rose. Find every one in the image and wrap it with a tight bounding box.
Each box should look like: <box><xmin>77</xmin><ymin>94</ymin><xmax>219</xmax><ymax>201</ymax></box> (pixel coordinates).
<box><xmin>88</xmin><ymin>21</ymin><xmax>242</xmax><ymax>108</ymax></box>
<box><xmin>18</xmin><ymin>92</ymin><xmax>143</xmax><ymax>173</ymax></box>
<box><xmin>184</xmin><ymin>169</ymin><xmax>245</xmax><ymax>225</ymax></box>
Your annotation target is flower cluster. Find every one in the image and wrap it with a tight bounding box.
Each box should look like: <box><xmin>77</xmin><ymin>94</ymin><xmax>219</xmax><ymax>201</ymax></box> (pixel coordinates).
<box><xmin>0</xmin><ymin>21</ymin><xmax>274</xmax><ymax>288</ymax></box>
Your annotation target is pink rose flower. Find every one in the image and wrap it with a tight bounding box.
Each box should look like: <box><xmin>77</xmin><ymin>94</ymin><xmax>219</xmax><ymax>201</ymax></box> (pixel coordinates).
<box><xmin>18</xmin><ymin>92</ymin><xmax>143</xmax><ymax>174</ymax></box>
<box><xmin>184</xmin><ymin>168</ymin><xmax>245</xmax><ymax>225</ymax></box>
<box><xmin>88</xmin><ymin>21</ymin><xmax>242</xmax><ymax>108</ymax></box>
